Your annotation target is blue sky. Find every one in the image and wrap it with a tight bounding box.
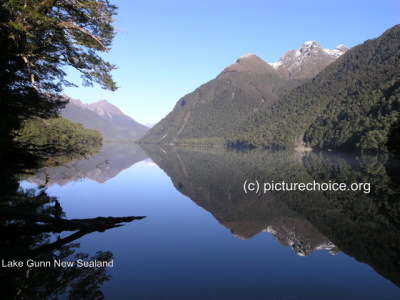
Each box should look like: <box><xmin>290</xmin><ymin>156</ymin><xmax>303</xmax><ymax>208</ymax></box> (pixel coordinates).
<box><xmin>62</xmin><ymin>0</ymin><xmax>399</xmax><ymax>126</ymax></box>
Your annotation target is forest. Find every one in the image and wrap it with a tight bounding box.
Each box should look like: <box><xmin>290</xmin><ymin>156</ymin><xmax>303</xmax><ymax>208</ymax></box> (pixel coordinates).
<box><xmin>17</xmin><ymin>117</ymin><xmax>103</xmax><ymax>159</ymax></box>
<box><xmin>226</xmin><ymin>25</ymin><xmax>400</xmax><ymax>153</ymax></box>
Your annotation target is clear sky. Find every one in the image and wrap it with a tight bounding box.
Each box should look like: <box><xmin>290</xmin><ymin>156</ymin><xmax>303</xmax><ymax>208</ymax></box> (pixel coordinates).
<box><xmin>62</xmin><ymin>0</ymin><xmax>399</xmax><ymax>126</ymax></box>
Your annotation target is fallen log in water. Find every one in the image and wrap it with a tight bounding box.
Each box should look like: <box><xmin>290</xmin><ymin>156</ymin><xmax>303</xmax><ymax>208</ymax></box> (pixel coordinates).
<box><xmin>0</xmin><ymin>206</ymin><xmax>146</xmax><ymax>237</ymax></box>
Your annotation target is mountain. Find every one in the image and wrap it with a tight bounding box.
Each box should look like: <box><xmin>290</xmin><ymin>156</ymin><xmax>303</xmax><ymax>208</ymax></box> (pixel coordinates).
<box><xmin>140</xmin><ymin>53</ymin><xmax>300</xmax><ymax>145</ymax></box>
<box><xmin>140</xmin><ymin>40</ymin><xmax>347</xmax><ymax>146</ymax></box>
<box><xmin>228</xmin><ymin>25</ymin><xmax>400</xmax><ymax>152</ymax></box>
<box><xmin>142</xmin><ymin>26</ymin><xmax>399</xmax><ymax>152</ymax></box>
<box><xmin>87</xmin><ymin>100</ymin><xmax>142</xmax><ymax>129</ymax></box>
<box><xmin>270</xmin><ymin>41</ymin><xmax>348</xmax><ymax>80</ymax></box>
<box><xmin>61</xmin><ymin>96</ymin><xmax>149</xmax><ymax>141</ymax></box>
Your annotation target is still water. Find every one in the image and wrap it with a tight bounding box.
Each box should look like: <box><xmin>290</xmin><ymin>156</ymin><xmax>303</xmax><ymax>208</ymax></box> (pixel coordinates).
<box><xmin>5</xmin><ymin>143</ymin><xmax>400</xmax><ymax>299</ymax></box>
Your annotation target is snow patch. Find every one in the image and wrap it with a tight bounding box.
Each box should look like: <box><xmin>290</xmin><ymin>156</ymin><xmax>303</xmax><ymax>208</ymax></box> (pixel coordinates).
<box><xmin>269</xmin><ymin>61</ymin><xmax>282</xmax><ymax>69</ymax></box>
<box><xmin>268</xmin><ymin>41</ymin><xmax>347</xmax><ymax>70</ymax></box>
<box><xmin>238</xmin><ymin>53</ymin><xmax>257</xmax><ymax>59</ymax></box>
<box><xmin>323</xmin><ymin>48</ymin><xmax>344</xmax><ymax>58</ymax></box>
<box><xmin>265</xmin><ymin>226</ymin><xmax>277</xmax><ymax>234</ymax></box>
<box><xmin>232</xmin><ymin>233</ymin><xmax>248</xmax><ymax>240</ymax></box>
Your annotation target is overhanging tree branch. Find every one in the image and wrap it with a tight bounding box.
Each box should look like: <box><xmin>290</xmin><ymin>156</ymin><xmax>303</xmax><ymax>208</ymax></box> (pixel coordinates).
<box><xmin>1</xmin><ymin>0</ymin><xmax>118</xmax><ymax>92</ymax></box>
<box><xmin>58</xmin><ymin>21</ymin><xmax>109</xmax><ymax>52</ymax></box>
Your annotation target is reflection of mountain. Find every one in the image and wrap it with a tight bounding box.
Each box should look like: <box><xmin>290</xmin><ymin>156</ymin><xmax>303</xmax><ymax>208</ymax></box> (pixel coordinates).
<box><xmin>27</xmin><ymin>144</ymin><xmax>148</xmax><ymax>186</ymax></box>
<box><xmin>142</xmin><ymin>145</ymin><xmax>400</xmax><ymax>286</ymax></box>
<box><xmin>142</xmin><ymin>146</ymin><xmax>337</xmax><ymax>257</ymax></box>
<box><xmin>265</xmin><ymin>218</ymin><xmax>339</xmax><ymax>257</ymax></box>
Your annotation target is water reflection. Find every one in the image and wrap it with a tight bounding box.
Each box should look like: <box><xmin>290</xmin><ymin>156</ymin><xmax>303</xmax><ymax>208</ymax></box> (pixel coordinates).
<box><xmin>24</xmin><ymin>143</ymin><xmax>148</xmax><ymax>186</ymax></box>
<box><xmin>0</xmin><ymin>143</ymin><xmax>148</xmax><ymax>299</ymax></box>
<box><xmin>142</xmin><ymin>145</ymin><xmax>400</xmax><ymax>287</ymax></box>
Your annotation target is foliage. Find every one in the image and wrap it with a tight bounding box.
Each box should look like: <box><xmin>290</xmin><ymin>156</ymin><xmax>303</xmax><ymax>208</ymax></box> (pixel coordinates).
<box><xmin>0</xmin><ymin>0</ymin><xmax>118</xmax><ymax>92</ymax></box>
<box><xmin>17</xmin><ymin>116</ymin><xmax>102</xmax><ymax>158</ymax></box>
<box><xmin>227</xmin><ymin>25</ymin><xmax>400</xmax><ymax>152</ymax></box>
<box><xmin>386</xmin><ymin>113</ymin><xmax>400</xmax><ymax>157</ymax></box>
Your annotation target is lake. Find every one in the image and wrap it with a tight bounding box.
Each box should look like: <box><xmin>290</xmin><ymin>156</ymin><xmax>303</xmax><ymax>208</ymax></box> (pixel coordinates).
<box><xmin>3</xmin><ymin>143</ymin><xmax>400</xmax><ymax>299</ymax></box>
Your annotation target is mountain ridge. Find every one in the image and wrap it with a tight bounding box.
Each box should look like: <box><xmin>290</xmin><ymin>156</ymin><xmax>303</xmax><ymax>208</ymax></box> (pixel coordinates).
<box><xmin>61</xmin><ymin>96</ymin><xmax>149</xmax><ymax>141</ymax></box>
<box><xmin>87</xmin><ymin>99</ymin><xmax>147</xmax><ymax>130</ymax></box>
<box><xmin>88</xmin><ymin>99</ymin><xmax>125</xmax><ymax>117</ymax></box>
<box><xmin>218</xmin><ymin>53</ymin><xmax>279</xmax><ymax>76</ymax></box>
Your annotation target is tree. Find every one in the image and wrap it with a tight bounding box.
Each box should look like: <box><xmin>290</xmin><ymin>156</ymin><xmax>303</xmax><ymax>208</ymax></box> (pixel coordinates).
<box><xmin>0</xmin><ymin>0</ymin><xmax>118</xmax><ymax>92</ymax></box>
<box><xmin>0</xmin><ymin>0</ymin><xmax>118</xmax><ymax>158</ymax></box>
<box><xmin>386</xmin><ymin>115</ymin><xmax>400</xmax><ymax>157</ymax></box>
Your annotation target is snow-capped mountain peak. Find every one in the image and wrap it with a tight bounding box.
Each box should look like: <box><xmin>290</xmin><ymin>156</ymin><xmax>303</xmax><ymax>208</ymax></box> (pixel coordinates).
<box><xmin>238</xmin><ymin>53</ymin><xmax>257</xmax><ymax>60</ymax></box>
<box><xmin>269</xmin><ymin>41</ymin><xmax>348</xmax><ymax>79</ymax></box>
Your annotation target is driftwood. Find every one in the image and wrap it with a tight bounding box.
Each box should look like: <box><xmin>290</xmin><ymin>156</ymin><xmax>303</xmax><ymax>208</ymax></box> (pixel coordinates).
<box><xmin>0</xmin><ymin>206</ymin><xmax>146</xmax><ymax>237</ymax></box>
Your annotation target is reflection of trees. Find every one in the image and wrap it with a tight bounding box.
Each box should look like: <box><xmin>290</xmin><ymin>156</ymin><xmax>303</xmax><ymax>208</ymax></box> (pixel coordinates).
<box><xmin>1</xmin><ymin>244</ymin><xmax>113</xmax><ymax>300</ymax></box>
<box><xmin>142</xmin><ymin>145</ymin><xmax>400</xmax><ymax>287</ymax></box>
<box><xmin>0</xmin><ymin>184</ymin><xmax>144</xmax><ymax>299</ymax></box>
<box><xmin>299</xmin><ymin>152</ymin><xmax>400</xmax><ymax>287</ymax></box>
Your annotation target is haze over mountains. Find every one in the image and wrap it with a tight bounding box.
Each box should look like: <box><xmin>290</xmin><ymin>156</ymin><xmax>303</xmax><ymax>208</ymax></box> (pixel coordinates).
<box><xmin>61</xmin><ymin>96</ymin><xmax>149</xmax><ymax>141</ymax></box>
<box><xmin>141</xmin><ymin>25</ymin><xmax>400</xmax><ymax>153</ymax></box>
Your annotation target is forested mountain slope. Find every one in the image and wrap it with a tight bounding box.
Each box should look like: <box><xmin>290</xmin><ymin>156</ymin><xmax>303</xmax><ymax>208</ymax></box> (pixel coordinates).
<box><xmin>228</xmin><ymin>25</ymin><xmax>400</xmax><ymax>152</ymax></box>
<box><xmin>140</xmin><ymin>54</ymin><xmax>301</xmax><ymax>145</ymax></box>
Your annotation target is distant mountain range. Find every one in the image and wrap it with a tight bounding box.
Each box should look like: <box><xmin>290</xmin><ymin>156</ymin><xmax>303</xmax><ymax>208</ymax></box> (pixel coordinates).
<box><xmin>61</xmin><ymin>96</ymin><xmax>149</xmax><ymax>141</ymax></box>
<box><xmin>141</xmin><ymin>25</ymin><xmax>400</xmax><ymax>153</ymax></box>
